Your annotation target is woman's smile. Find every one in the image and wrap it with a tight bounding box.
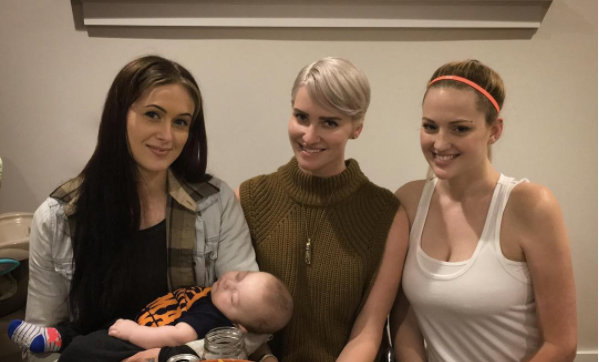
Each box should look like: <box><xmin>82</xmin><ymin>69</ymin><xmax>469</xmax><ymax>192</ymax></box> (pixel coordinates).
<box><xmin>300</xmin><ymin>144</ymin><xmax>326</xmax><ymax>155</ymax></box>
<box><xmin>433</xmin><ymin>152</ymin><xmax>460</xmax><ymax>164</ymax></box>
<box><xmin>146</xmin><ymin>144</ymin><xmax>172</xmax><ymax>157</ymax></box>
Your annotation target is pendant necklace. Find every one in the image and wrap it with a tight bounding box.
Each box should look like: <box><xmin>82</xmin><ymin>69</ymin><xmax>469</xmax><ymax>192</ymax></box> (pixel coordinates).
<box><xmin>302</xmin><ymin>190</ymin><xmax>336</xmax><ymax>265</ymax></box>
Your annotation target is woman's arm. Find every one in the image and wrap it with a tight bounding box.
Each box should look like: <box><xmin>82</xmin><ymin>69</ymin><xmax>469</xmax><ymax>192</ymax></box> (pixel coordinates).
<box><xmin>214</xmin><ymin>180</ymin><xmax>259</xmax><ymax>277</ymax></box>
<box><xmin>124</xmin><ymin>182</ymin><xmax>261</xmax><ymax>362</ymax></box>
<box><xmin>236</xmin><ymin>186</ymin><xmax>277</xmax><ymax>362</ymax></box>
<box><xmin>389</xmin><ymin>181</ymin><xmax>426</xmax><ymax>361</ymax></box>
<box><xmin>109</xmin><ymin>319</ymin><xmax>197</xmax><ymax>349</ymax></box>
<box><xmin>337</xmin><ymin>207</ymin><xmax>410</xmax><ymax>362</ymax></box>
<box><xmin>121</xmin><ymin>349</ymin><xmax>161</xmax><ymax>362</ymax></box>
<box><xmin>26</xmin><ymin>199</ymin><xmax>70</xmax><ymax>327</ymax></box>
<box><xmin>390</xmin><ymin>290</ymin><xmax>426</xmax><ymax>362</ymax></box>
<box><xmin>507</xmin><ymin>183</ymin><xmax>577</xmax><ymax>361</ymax></box>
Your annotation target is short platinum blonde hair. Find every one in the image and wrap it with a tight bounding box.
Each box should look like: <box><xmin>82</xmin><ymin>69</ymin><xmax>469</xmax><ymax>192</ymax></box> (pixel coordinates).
<box><xmin>291</xmin><ymin>57</ymin><xmax>371</xmax><ymax>122</ymax></box>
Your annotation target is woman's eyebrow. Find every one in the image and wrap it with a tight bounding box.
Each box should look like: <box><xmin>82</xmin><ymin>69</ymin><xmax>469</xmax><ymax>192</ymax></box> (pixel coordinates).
<box><xmin>422</xmin><ymin>117</ymin><xmax>473</xmax><ymax>124</ymax></box>
<box><xmin>144</xmin><ymin>104</ymin><xmax>167</xmax><ymax>113</ymax></box>
<box><xmin>144</xmin><ymin>104</ymin><xmax>192</xmax><ymax>118</ymax></box>
<box><xmin>319</xmin><ymin>116</ymin><xmax>342</xmax><ymax>121</ymax></box>
<box><xmin>293</xmin><ymin>108</ymin><xmax>341</xmax><ymax>122</ymax></box>
<box><xmin>293</xmin><ymin>108</ymin><xmax>308</xmax><ymax>116</ymax></box>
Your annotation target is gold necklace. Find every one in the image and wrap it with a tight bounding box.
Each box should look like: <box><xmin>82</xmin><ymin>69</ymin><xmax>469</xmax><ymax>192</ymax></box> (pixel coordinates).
<box><xmin>302</xmin><ymin>191</ymin><xmax>336</xmax><ymax>265</ymax></box>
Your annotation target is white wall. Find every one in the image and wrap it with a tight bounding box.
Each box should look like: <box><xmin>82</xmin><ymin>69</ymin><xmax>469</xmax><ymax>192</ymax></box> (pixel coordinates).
<box><xmin>0</xmin><ymin>0</ymin><xmax>596</xmax><ymax>357</ymax></box>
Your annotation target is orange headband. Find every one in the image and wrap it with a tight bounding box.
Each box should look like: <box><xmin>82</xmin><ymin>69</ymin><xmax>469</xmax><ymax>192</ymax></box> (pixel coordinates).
<box><xmin>428</xmin><ymin>75</ymin><xmax>500</xmax><ymax>113</ymax></box>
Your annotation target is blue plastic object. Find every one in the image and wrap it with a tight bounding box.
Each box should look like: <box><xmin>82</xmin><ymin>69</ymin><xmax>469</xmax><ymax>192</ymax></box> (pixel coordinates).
<box><xmin>0</xmin><ymin>258</ymin><xmax>20</xmax><ymax>276</ymax></box>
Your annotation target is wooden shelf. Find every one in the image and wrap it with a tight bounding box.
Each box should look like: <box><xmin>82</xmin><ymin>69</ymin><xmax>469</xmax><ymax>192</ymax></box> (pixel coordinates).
<box><xmin>78</xmin><ymin>0</ymin><xmax>553</xmax><ymax>29</ymax></box>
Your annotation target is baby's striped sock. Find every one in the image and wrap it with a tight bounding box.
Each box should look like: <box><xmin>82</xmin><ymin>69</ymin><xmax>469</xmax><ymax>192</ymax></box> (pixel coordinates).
<box><xmin>8</xmin><ymin>320</ymin><xmax>62</xmax><ymax>353</ymax></box>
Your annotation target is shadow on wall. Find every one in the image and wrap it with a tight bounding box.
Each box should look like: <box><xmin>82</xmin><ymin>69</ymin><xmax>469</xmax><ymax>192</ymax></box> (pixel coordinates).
<box><xmin>0</xmin><ymin>157</ymin><xmax>37</xmax><ymax>214</ymax></box>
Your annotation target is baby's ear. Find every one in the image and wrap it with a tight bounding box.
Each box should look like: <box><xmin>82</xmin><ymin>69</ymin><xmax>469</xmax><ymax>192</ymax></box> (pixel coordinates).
<box><xmin>234</xmin><ymin>323</ymin><xmax>248</xmax><ymax>334</ymax></box>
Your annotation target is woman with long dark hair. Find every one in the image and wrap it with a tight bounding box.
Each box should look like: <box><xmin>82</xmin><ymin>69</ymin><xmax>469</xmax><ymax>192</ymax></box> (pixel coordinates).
<box><xmin>23</xmin><ymin>55</ymin><xmax>258</xmax><ymax>361</ymax></box>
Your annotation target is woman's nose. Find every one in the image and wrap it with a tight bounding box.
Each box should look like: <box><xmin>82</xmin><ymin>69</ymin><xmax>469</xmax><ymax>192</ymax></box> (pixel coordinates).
<box><xmin>433</xmin><ymin>132</ymin><xmax>451</xmax><ymax>151</ymax></box>
<box><xmin>156</xmin><ymin>122</ymin><xmax>173</xmax><ymax>141</ymax></box>
<box><xmin>302</xmin><ymin>124</ymin><xmax>320</xmax><ymax>145</ymax></box>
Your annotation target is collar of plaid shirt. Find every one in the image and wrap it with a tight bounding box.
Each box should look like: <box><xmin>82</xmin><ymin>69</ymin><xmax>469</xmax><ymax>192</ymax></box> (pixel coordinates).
<box><xmin>50</xmin><ymin>169</ymin><xmax>219</xmax><ymax>291</ymax></box>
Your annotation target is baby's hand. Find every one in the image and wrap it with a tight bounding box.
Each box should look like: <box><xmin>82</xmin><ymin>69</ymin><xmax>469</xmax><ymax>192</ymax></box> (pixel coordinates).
<box><xmin>108</xmin><ymin>319</ymin><xmax>139</xmax><ymax>341</ymax></box>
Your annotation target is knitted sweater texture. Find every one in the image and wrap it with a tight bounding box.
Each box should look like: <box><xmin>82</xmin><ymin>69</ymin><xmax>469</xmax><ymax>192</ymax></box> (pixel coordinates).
<box><xmin>239</xmin><ymin>158</ymin><xmax>399</xmax><ymax>362</ymax></box>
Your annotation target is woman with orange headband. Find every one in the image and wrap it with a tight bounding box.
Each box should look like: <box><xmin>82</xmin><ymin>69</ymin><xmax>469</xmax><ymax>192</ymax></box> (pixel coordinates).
<box><xmin>390</xmin><ymin>60</ymin><xmax>577</xmax><ymax>361</ymax></box>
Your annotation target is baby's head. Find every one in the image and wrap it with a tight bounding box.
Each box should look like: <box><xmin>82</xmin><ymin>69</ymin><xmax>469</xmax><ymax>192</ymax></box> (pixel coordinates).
<box><xmin>211</xmin><ymin>271</ymin><xmax>293</xmax><ymax>334</ymax></box>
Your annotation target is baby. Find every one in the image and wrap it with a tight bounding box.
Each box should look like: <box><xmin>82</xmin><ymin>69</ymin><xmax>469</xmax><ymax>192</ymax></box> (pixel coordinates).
<box><xmin>9</xmin><ymin>271</ymin><xmax>293</xmax><ymax>352</ymax></box>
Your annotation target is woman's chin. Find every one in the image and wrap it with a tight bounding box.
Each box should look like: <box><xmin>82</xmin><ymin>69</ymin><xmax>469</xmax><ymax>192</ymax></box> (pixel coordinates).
<box><xmin>429</xmin><ymin>165</ymin><xmax>453</xmax><ymax>180</ymax></box>
<box><xmin>296</xmin><ymin>160</ymin><xmax>318</xmax><ymax>176</ymax></box>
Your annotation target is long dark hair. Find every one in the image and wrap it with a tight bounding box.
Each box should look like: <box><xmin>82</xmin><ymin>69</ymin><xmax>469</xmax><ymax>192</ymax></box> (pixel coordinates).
<box><xmin>69</xmin><ymin>55</ymin><xmax>209</xmax><ymax>333</ymax></box>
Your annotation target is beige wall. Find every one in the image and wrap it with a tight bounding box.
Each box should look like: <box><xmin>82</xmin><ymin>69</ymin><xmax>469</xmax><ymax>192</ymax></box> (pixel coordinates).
<box><xmin>0</xmin><ymin>0</ymin><xmax>596</xmax><ymax>357</ymax></box>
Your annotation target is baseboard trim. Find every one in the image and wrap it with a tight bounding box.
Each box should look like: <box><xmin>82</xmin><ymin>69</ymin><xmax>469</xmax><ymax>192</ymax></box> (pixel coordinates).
<box><xmin>576</xmin><ymin>351</ymin><xmax>598</xmax><ymax>362</ymax></box>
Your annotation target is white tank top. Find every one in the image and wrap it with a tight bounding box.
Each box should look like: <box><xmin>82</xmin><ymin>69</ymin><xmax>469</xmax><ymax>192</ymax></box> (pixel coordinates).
<box><xmin>402</xmin><ymin>174</ymin><xmax>541</xmax><ymax>362</ymax></box>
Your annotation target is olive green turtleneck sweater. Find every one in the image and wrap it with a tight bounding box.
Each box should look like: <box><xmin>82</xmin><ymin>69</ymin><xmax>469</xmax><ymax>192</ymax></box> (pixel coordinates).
<box><xmin>239</xmin><ymin>158</ymin><xmax>399</xmax><ymax>362</ymax></box>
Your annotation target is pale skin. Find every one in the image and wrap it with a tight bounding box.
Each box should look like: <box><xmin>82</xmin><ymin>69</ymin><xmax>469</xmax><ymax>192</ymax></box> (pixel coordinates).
<box><xmin>126</xmin><ymin>84</ymin><xmax>194</xmax><ymax>230</ymax></box>
<box><xmin>238</xmin><ymin>87</ymin><xmax>410</xmax><ymax>362</ymax></box>
<box><xmin>109</xmin><ymin>319</ymin><xmax>198</xmax><ymax>349</ymax></box>
<box><xmin>390</xmin><ymin>87</ymin><xmax>577</xmax><ymax>361</ymax></box>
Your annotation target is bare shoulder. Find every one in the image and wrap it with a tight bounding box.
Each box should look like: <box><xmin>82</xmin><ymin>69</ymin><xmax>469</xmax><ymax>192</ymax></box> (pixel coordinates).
<box><xmin>508</xmin><ymin>182</ymin><xmax>562</xmax><ymax>219</ymax></box>
<box><xmin>505</xmin><ymin>182</ymin><xmax>565</xmax><ymax>240</ymax></box>
<box><xmin>394</xmin><ymin>180</ymin><xmax>427</xmax><ymax>225</ymax></box>
<box><xmin>395</xmin><ymin>180</ymin><xmax>426</xmax><ymax>207</ymax></box>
